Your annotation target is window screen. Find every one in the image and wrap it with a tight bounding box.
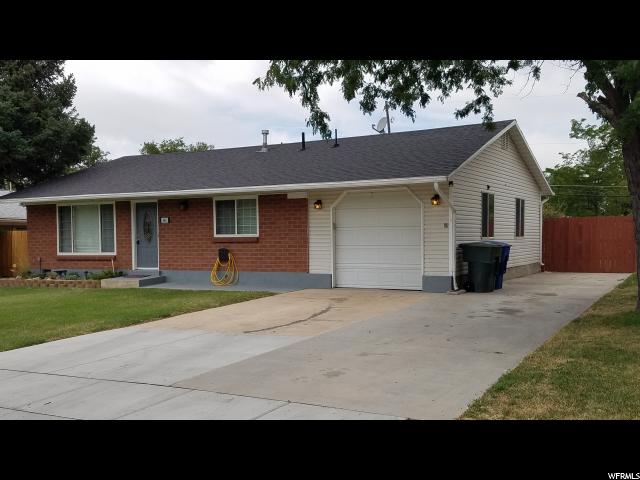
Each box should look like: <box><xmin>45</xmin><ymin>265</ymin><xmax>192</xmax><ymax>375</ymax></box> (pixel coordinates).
<box><xmin>215</xmin><ymin>198</ymin><xmax>258</xmax><ymax>236</ymax></box>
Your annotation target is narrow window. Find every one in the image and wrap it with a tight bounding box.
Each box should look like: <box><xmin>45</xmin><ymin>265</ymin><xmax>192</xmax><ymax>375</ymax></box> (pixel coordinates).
<box><xmin>482</xmin><ymin>192</ymin><xmax>495</xmax><ymax>237</ymax></box>
<box><xmin>100</xmin><ymin>204</ymin><xmax>115</xmax><ymax>252</ymax></box>
<box><xmin>515</xmin><ymin>198</ymin><xmax>525</xmax><ymax>237</ymax></box>
<box><xmin>58</xmin><ymin>206</ymin><xmax>72</xmax><ymax>252</ymax></box>
<box><xmin>214</xmin><ymin>198</ymin><xmax>258</xmax><ymax>236</ymax></box>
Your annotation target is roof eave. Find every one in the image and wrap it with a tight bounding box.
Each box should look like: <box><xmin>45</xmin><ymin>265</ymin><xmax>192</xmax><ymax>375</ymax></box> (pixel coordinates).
<box><xmin>0</xmin><ymin>175</ymin><xmax>449</xmax><ymax>205</ymax></box>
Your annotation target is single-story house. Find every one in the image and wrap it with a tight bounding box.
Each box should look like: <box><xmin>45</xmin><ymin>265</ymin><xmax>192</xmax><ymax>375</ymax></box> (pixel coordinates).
<box><xmin>0</xmin><ymin>119</ymin><xmax>553</xmax><ymax>291</ymax></box>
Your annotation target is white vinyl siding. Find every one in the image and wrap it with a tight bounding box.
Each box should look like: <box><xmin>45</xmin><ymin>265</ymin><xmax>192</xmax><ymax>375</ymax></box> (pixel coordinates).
<box><xmin>307</xmin><ymin>184</ymin><xmax>450</xmax><ymax>278</ymax></box>
<box><xmin>450</xmin><ymin>132</ymin><xmax>542</xmax><ymax>271</ymax></box>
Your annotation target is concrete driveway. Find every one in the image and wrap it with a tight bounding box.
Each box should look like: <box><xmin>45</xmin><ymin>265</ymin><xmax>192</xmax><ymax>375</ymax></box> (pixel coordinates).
<box><xmin>0</xmin><ymin>272</ymin><xmax>627</xmax><ymax>419</ymax></box>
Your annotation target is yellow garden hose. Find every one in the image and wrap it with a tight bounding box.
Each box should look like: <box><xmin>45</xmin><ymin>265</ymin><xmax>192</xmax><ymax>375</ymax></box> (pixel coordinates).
<box><xmin>211</xmin><ymin>251</ymin><xmax>238</xmax><ymax>286</ymax></box>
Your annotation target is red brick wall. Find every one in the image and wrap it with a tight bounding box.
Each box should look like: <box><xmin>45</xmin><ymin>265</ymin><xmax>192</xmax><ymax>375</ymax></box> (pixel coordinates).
<box><xmin>26</xmin><ymin>195</ymin><xmax>309</xmax><ymax>273</ymax></box>
<box><xmin>158</xmin><ymin>195</ymin><xmax>309</xmax><ymax>272</ymax></box>
<box><xmin>26</xmin><ymin>202</ymin><xmax>132</xmax><ymax>271</ymax></box>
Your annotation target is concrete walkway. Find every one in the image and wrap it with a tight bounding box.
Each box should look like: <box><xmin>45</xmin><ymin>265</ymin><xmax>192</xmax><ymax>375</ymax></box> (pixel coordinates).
<box><xmin>0</xmin><ymin>272</ymin><xmax>627</xmax><ymax>419</ymax></box>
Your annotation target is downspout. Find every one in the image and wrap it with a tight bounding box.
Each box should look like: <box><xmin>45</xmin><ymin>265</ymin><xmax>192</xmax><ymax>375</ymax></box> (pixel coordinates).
<box><xmin>540</xmin><ymin>196</ymin><xmax>550</xmax><ymax>268</ymax></box>
<box><xmin>434</xmin><ymin>181</ymin><xmax>459</xmax><ymax>291</ymax></box>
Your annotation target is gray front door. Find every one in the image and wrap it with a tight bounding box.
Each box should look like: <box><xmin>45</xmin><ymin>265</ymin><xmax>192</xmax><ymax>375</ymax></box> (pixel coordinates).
<box><xmin>135</xmin><ymin>203</ymin><xmax>158</xmax><ymax>269</ymax></box>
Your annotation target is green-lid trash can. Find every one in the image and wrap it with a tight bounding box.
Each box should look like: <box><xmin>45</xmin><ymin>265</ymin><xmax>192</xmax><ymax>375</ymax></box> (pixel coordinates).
<box><xmin>460</xmin><ymin>241</ymin><xmax>503</xmax><ymax>293</ymax></box>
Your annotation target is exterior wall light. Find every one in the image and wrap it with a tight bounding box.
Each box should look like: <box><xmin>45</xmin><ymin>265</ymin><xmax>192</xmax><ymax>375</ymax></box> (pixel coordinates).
<box><xmin>313</xmin><ymin>200</ymin><xmax>323</xmax><ymax>209</ymax></box>
<box><xmin>179</xmin><ymin>200</ymin><xmax>189</xmax><ymax>211</ymax></box>
<box><xmin>430</xmin><ymin>194</ymin><xmax>441</xmax><ymax>206</ymax></box>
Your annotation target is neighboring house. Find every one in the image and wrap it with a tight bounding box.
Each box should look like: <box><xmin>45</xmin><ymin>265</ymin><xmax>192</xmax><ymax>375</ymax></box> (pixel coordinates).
<box><xmin>0</xmin><ymin>189</ymin><xmax>28</xmax><ymax>277</ymax></box>
<box><xmin>0</xmin><ymin>189</ymin><xmax>26</xmax><ymax>228</ymax></box>
<box><xmin>0</xmin><ymin>120</ymin><xmax>553</xmax><ymax>291</ymax></box>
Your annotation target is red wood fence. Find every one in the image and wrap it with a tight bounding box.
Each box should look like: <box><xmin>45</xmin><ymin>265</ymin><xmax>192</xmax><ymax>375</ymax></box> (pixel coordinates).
<box><xmin>543</xmin><ymin>216</ymin><xmax>636</xmax><ymax>273</ymax></box>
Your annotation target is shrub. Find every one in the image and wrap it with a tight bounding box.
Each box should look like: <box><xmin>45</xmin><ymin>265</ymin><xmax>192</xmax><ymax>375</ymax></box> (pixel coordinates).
<box><xmin>17</xmin><ymin>269</ymin><xmax>31</xmax><ymax>279</ymax></box>
<box><xmin>87</xmin><ymin>270</ymin><xmax>124</xmax><ymax>281</ymax></box>
<box><xmin>66</xmin><ymin>273</ymin><xmax>81</xmax><ymax>280</ymax></box>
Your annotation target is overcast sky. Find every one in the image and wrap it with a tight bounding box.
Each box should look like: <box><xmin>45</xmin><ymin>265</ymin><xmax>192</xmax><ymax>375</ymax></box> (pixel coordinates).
<box><xmin>65</xmin><ymin>60</ymin><xmax>597</xmax><ymax>170</ymax></box>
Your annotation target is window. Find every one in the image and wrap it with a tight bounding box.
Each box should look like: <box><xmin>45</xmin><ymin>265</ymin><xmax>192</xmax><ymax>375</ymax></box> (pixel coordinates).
<box><xmin>57</xmin><ymin>204</ymin><xmax>116</xmax><ymax>254</ymax></box>
<box><xmin>214</xmin><ymin>197</ymin><xmax>258</xmax><ymax>236</ymax></box>
<box><xmin>481</xmin><ymin>192</ymin><xmax>494</xmax><ymax>237</ymax></box>
<box><xmin>515</xmin><ymin>198</ymin><xmax>525</xmax><ymax>237</ymax></box>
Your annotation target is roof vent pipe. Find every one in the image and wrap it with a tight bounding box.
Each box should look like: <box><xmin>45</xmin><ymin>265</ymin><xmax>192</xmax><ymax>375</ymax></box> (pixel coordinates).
<box><xmin>260</xmin><ymin>130</ymin><xmax>269</xmax><ymax>152</ymax></box>
<box><xmin>333</xmin><ymin>129</ymin><xmax>339</xmax><ymax>148</ymax></box>
<box><xmin>301</xmin><ymin>132</ymin><xmax>305</xmax><ymax>151</ymax></box>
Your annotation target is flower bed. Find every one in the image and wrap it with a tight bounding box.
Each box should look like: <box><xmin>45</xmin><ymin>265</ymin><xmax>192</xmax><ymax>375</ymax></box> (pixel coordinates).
<box><xmin>0</xmin><ymin>278</ymin><xmax>101</xmax><ymax>288</ymax></box>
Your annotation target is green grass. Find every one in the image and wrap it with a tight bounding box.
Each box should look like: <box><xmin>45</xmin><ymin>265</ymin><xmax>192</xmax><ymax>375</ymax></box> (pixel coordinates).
<box><xmin>462</xmin><ymin>274</ymin><xmax>640</xmax><ymax>419</ymax></box>
<box><xmin>0</xmin><ymin>288</ymin><xmax>273</xmax><ymax>352</ymax></box>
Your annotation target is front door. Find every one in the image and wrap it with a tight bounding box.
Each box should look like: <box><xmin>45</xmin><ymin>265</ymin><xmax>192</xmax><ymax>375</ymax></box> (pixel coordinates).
<box><xmin>135</xmin><ymin>203</ymin><xmax>158</xmax><ymax>269</ymax></box>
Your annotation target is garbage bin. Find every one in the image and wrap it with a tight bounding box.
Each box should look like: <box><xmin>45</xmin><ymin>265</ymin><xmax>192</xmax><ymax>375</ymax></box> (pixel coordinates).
<box><xmin>460</xmin><ymin>242</ymin><xmax>503</xmax><ymax>292</ymax></box>
<box><xmin>484</xmin><ymin>241</ymin><xmax>511</xmax><ymax>289</ymax></box>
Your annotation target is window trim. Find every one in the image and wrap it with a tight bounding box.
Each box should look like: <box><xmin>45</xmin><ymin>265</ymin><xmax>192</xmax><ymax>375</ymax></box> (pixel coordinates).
<box><xmin>481</xmin><ymin>191</ymin><xmax>495</xmax><ymax>239</ymax></box>
<box><xmin>213</xmin><ymin>195</ymin><xmax>259</xmax><ymax>238</ymax></box>
<box><xmin>56</xmin><ymin>201</ymin><xmax>117</xmax><ymax>256</ymax></box>
<box><xmin>515</xmin><ymin>198</ymin><xmax>525</xmax><ymax>237</ymax></box>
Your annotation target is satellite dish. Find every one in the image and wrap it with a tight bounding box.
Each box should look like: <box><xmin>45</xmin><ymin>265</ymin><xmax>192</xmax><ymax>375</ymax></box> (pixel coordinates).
<box><xmin>371</xmin><ymin>117</ymin><xmax>387</xmax><ymax>134</ymax></box>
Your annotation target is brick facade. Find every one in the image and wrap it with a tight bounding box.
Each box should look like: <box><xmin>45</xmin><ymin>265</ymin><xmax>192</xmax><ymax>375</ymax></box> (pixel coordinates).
<box><xmin>158</xmin><ymin>195</ymin><xmax>308</xmax><ymax>272</ymax></box>
<box><xmin>26</xmin><ymin>202</ymin><xmax>132</xmax><ymax>272</ymax></box>
<box><xmin>26</xmin><ymin>194</ymin><xmax>309</xmax><ymax>274</ymax></box>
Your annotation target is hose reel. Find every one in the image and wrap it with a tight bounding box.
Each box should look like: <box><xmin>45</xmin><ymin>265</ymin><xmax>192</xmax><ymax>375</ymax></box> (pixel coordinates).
<box><xmin>211</xmin><ymin>248</ymin><xmax>238</xmax><ymax>286</ymax></box>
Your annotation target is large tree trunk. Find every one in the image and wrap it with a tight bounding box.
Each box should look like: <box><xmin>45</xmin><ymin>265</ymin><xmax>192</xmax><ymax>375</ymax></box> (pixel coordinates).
<box><xmin>621</xmin><ymin>131</ymin><xmax>640</xmax><ymax>311</ymax></box>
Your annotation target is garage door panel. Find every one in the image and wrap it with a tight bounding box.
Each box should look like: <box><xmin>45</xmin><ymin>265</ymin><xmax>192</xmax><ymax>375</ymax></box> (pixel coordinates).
<box><xmin>338</xmin><ymin>191</ymin><xmax>419</xmax><ymax>209</ymax></box>
<box><xmin>335</xmin><ymin>267</ymin><xmax>422</xmax><ymax>290</ymax></box>
<box><xmin>335</xmin><ymin>227</ymin><xmax>421</xmax><ymax>247</ymax></box>
<box><xmin>335</xmin><ymin>190</ymin><xmax>422</xmax><ymax>290</ymax></box>
<box><xmin>335</xmin><ymin>246</ymin><xmax>421</xmax><ymax>266</ymax></box>
<box><xmin>335</xmin><ymin>207</ymin><xmax>421</xmax><ymax>228</ymax></box>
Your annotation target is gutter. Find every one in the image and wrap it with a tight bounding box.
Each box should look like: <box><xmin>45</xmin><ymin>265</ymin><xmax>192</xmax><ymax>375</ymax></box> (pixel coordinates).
<box><xmin>433</xmin><ymin>181</ymin><xmax>459</xmax><ymax>291</ymax></box>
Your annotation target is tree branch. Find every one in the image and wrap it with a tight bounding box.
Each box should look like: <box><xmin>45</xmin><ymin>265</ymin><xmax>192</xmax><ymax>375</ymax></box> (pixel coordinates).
<box><xmin>577</xmin><ymin>92</ymin><xmax>616</xmax><ymax>124</ymax></box>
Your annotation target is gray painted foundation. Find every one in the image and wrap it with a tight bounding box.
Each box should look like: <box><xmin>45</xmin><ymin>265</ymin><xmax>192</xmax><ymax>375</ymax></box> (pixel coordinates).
<box><xmin>422</xmin><ymin>276</ymin><xmax>453</xmax><ymax>293</ymax></box>
<box><xmin>504</xmin><ymin>262</ymin><xmax>541</xmax><ymax>280</ymax></box>
<box><xmin>160</xmin><ymin>270</ymin><xmax>332</xmax><ymax>292</ymax></box>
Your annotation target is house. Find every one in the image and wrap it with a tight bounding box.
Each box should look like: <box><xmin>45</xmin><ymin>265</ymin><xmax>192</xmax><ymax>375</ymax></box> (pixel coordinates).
<box><xmin>0</xmin><ymin>189</ymin><xmax>28</xmax><ymax>277</ymax></box>
<box><xmin>0</xmin><ymin>120</ymin><xmax>553</xmax><ymax>291</ymax></box>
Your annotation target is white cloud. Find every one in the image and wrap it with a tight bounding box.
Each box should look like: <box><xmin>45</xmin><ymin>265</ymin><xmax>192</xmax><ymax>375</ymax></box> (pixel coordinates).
<box><xmin>66</xmin><ymin>60</ymin><xmax>597</xmax><ymax>170</ymax></box>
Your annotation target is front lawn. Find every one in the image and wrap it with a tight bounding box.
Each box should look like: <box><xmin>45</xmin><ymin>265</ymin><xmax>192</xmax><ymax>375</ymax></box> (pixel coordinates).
<box><xmin>462</xmin><ymin>274</ymin><xmax>640</xmax><ymax>419</ymax></box>
<box><xmin>0</xmin><ymin>288</ymin><xmax>273</xmax><ymax>352</ymax></box>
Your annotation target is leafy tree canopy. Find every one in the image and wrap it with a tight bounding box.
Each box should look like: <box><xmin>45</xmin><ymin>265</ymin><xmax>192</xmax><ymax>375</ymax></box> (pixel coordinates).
<box><xmin>140</xmin><ymin>137</ymin><xmax>214</xmax><ymax>155</ymax></box>
<box><xmin>0</xmin><ymin>60</ymin><xmax>95</xmax><ymax>188</ymax></box>
<box><xmin>66</xmin><ymin>138</ymin><xmax>110</xmax><ymax>174</ymax></box>
<box><xmin>545</xmin><ymin>119</ymin><xmax>628</xmax><ymax>217</ymax></box>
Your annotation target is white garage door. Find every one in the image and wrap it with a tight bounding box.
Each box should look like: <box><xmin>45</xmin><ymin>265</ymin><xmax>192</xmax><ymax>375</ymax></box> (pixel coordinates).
<box><xmin>334</xmin><ymin>190</ymin><xmax>422</xmax><ymax>290</ymax></box>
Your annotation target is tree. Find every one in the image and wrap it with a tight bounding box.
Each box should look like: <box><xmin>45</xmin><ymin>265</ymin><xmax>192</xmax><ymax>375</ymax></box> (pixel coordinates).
<box><xmin>140</xmin><ymin>137</ymin><xmax>214</xmax><ymax>155</ymax></box>
<box><xmin>66</xmin><ymin>137</ymin><xmax>110</xmax><ymax>173</ymax></box>
<box><xmin>545</xmin><ymin>119</ymin><xmax>628</xmax><ymax>217</ymax></box>
<box><xmin>254</xmin><ymin>60</ymin><xmax>640</xmax><ymax>309</ymax></box>
<box><xmin>0</xmin><ymin>60</ymin><xmax>95</xmax><ymax>188</ymax></box>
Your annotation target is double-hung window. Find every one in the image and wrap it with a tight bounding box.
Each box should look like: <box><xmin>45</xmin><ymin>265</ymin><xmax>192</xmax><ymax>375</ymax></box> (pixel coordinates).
<box><xmin>58</xmin><ymin>203</ymin><xmax>116</xmax><ymax>254</ymax></box>
<box><xmin>214</xmin><ymin>197</ymin><xmax>258</xmax><ymax>237</ymax></box>
<box><xmin>481</xmin><ymin>192</ymin><xmax>495</xmax><ymax>238</ymax></box>
<box><xmin>515</xmin><ymin>198</ymin><xmax>525</xmax><ymax>237</ymax></box>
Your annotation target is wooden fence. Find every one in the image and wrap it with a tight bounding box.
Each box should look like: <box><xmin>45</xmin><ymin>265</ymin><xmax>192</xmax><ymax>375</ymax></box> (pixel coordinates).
<box><xmin>0</xmin><ymin>229</ymin><xmax>29</xmax><ymax>277</ymax></box>
<box><xmin>542</xmin><ymin>216</ymin><xmax>636</xmax><ymax>273</ymax></box>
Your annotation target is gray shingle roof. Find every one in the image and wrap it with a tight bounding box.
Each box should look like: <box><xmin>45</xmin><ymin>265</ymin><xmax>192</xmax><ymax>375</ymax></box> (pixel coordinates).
<box><xmin>2</xmin><ymin>120</ymin><xmax>515</xmax><ymax>200</ymax></box>
<box><xmin>0</xmin><ymin>190</ymin><xmax>26</xmax><ymax>219</ymax></box>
